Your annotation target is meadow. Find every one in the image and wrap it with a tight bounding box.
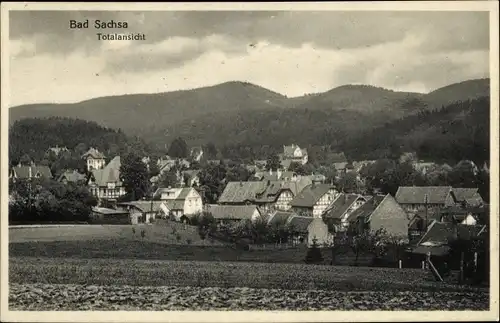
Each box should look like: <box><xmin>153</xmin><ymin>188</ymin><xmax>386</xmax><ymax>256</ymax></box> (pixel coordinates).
<box><xmin>8</xmin><ymin>223</ymin><xmax>490</xmax><ymax>310</ymax></box>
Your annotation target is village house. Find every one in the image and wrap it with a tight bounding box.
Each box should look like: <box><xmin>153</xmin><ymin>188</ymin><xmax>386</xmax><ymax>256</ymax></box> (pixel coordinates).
<box><xmin>154</xmin><ymin>187</ymin><xmax>203</xmax><ymax>221</ymax></box>
<box><xmin>45</xmin><ymin>145</ymin><xmax>69</xmax><ymax>157</ymax></box>
<box><xmin>9</xmin><ymin>164</ymin><xmax>53</xmax><ymax>182</ymax></box>
<box><xmin>82</xmin><ymin>147</ymin><xmax>106</xmax><ymax>172</ymax></box>
<box><xmin>90</xmin><ymin>206</ymin><xmax>131</xmax><ymax>224</ymax></box>
<box><xmin>116</xmin><ymin>201</ymin><xmax>165</xmax><ymax>224</ymax></box>
<box><xmin>413</xmin><ymin>161</ymin><xmax>437</xmax><ymax>175</ymax></box>
<box><xmin>181</xmin><ymin>170</ymin><xmax>201</xmax><ymax>187</ymax></box>
<box><xmin>87</xmin><ymin>156</ymin><xmax>126</xmax><ymax>203</ymax></box>
<box><xmin>218</xmin><ymin>181</ymin><xmax>296</xmax><ymax>212</ymax></box>
<box><xmin>190</xmin><ymin>147</ymin><xmax>204</xmax><ymax>162</ymax></box>
<box><xmin>290</xmin><ymin>183</ymin><xmax>339</xmax><ymax>218</ymax></box>
<box><xmin>348</xmin><ymin>194</ymin><xmax>410</xmax><ymax>240</ymax></box>
<box><xmin>322</xmin><ymin>193</ymin><xmax>369</xmax><ymax>232</ymax></box>
<box><xmin>395</xmin><ymin>186</ymin><xmax>457</xmax><ymax>216</ymax></box>
<box><xmin>452</xmin><ymin>188</ymin><xmax>485</xmax><ymax>207</ymax></box>
<box><xmin>456</xmin><ymin>160</ymin><xmax>480</xmax><ymax>175</ymax></box>
<box><xmin>157</xmin><ymin>156</ymin><xmax>191</xmax><ymax>174</ymax></box>
<box><xmin>282</xmin><ymin>144</ymin><xmax>308</xmax><ymax>165</ymax></box>
<box><xmin>410</xmin><ymin>221</ymin><xmax>487</xmax><ymax>257</ymax></box>
<box><xmin>205</xmin><ymin>204</ymin><xmax>262</xmax><ymax>226</ymax></box>
<box><xmin>57</xmin><ymin>169</ymin><xmax>87</xmax><ymax>185</ymax></box>
<box><xmin>307</xmin><ymin>218</ymin><xmax>334</xmax><ymax>247</ymax></box>
<box><xmin>286</xmin><ymin>215</ymin><xmax>314</xmax><ymax>245</ymax></box>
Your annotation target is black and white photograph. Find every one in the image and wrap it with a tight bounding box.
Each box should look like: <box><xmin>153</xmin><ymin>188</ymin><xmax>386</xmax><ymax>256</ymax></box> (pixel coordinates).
<box><xmin>1</xmin><ymin>2</ymin><xmax>499</xmax><ymax>321</ymax></box>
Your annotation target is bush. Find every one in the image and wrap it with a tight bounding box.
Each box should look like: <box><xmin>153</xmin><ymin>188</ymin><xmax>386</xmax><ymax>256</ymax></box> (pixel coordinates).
<box><xmin>305</xmin><ymin>238</ymin><xmax>324</xmax><ymax>264</ymax></box>
<box><xmin>176</xmin><ymin>234</ymin><xmax>181</xmax><ymax>242</ymax></box>
<box><xmin>140</xmin><ymin>230</ymin><xmax>146</xmax><ymax>239</ymax></box>
<box><xmin>132</xmin><ymin>227</ymin><xmax>136</xmax><ymax>235</ymax></box>
<box><xmin>186</xmin><ymin>239</ymin><xmax>192</xmax><ymax>245</ymax></box>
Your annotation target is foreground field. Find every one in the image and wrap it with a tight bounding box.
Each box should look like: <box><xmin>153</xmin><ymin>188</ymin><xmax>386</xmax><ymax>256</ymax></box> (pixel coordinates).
<box><xmin>9</xmin><ymin>283</ymin><xmax>489</xmax><ymax>311</ymax></box>
<box><xmin>9</xmin><ymin>222</ymin><xmax>225</xmax><ymax>246</ymax></box>
<box><xmin>10</xmin><ymin>257</ymin><xmax>486</xmax><ymax>293</ymax></box>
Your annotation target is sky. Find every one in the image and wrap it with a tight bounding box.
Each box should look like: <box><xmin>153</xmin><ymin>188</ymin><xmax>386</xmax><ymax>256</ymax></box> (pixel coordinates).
<box><xmin>9</xmin><ymin>10</ymin><xmax>490</xmax><ymax>106</ymax></box>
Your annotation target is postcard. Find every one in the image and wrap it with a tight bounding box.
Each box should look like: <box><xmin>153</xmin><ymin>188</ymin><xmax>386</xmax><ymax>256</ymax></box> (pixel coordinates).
<box><xmin>1</xmin><ymin>1</ymin><xmax>499</xmax><ymax>322</ymax></box>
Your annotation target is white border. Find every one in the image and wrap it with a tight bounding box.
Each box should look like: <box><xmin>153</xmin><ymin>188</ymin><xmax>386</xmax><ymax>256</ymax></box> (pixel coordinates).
<box><xmin>1</xmin><ymin>2</ymin><xmax>499</xmax><ymax>322</ymax></box>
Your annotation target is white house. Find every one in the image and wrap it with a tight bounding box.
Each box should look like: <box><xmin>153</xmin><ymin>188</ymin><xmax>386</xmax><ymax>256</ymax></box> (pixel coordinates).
<box><xmin>87</xmin><ymin>156</ymin><xmax>126</xmax><ymax>202</ymax></box>
<box><xmin>154</xmin><ymin>187</ymin><xmax>203</xmax><ymax>221</ymax></box>
<box><xmin>283</xmin><ymin>144</ymin><xmax>308</xmax><ymax>165</ymax></box>
<box><xmin>82</xmin><ymin>147</ymin><xmax>106</xmax><ymax>172</ymax></box>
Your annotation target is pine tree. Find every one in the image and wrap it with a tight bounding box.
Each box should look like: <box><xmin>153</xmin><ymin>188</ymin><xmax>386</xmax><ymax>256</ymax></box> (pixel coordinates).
<box><xmin>305</xmin><ymin>238</ymin><xmax>324</xmax><ymax>264</ymax></box>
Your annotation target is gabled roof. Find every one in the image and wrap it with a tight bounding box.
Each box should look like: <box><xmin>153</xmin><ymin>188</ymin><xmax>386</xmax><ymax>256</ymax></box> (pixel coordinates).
<box><xmin>267</xmin><ymin>210</ymin><xmax>295</xmax><ymax>227</ymax></box>
<box><xmin>11</xmin><ymin>165</ymin><xmax>53</xmax><ymax>179</ymax></box>
<box><xmin>286</xmin><ymin>215</ymin><xmax>314</xmax><ymax>233</ymax></box>
<box><xmin>395</xmin><ymin>186</ymin><xmax>453</xmax><ymax>204</ymax></box>
<box><xmin>117</xmin><ymin>201</ymin><xmax>165</xmax><ymax>213</ymax></box>
<box><xmin>90</xmin><ymin>156</ymin><xmax>121</xmax><ymax>187</ymax></box>
<box><xmin>345</xmin><ymin>194</ymin><xmax>386</xmax><ymax>223</ymax></box>
<box><xmin>82</xmin><ymin>147</ymin><xmax>105</xmax><ymax>159</ymax></box>
<box><xmin>206</xmin><ymin>204</ymin><xmax>260</xmax><ymax>220</ymax></box>
<box><xmin>218</xmin><ymin>181</ymin><xmax>267</xmax><ymax>204</ymax></box>
<box><xmin>154</xmin><ymin>187</ymin><xmax>195</xmax><ymax>200</ymax></box>
<box><xmin>283</xmin><ymin>144</ymin><xmax>300</xmax><ymax>157</ymax></box>
<box><xmin>452</xmin><ymin>188</ymin><xmax>484</xmax><ymax>206</ymax></box>
<box><xmin>417</xmin><ymin>221</ymin><xmax>486</xmax><ymax>246</ymax></box>
<box><xmin>323</xmin><ymin>193</ymin><xmax>363</xmax><ymax>219</ymax></box>
<box><xmin>290</xmin><ymin>184</ymin><xmax>334</xmax><ymax>208</ymax></box>
<box><xmin>58</xmin><ymin>169</ymin><xmax>87</xmax><ymax>183</ymax></box>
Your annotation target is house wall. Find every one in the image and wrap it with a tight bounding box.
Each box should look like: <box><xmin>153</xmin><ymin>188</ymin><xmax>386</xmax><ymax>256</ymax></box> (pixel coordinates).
<box><xmin>276</xmin><ymin>191</ymin><xmax>293</xmax><ymax>210</ymax></box>
<box><xmin>87</xmin><ymin>157</ymin><xmax>105</xmax><ymax>171</ymax></box>
<box><xmin>184</xmin><ymin>189</ymin><xmax>203</xmax><ymax>215</ymax></box>
<box><xmin>312</xmin><ymin>189</ymin><xmax>338</xmax><ymax>218</ymax></box>
<box><xmin>369</xmin><ymin>196</ymin><xmax>410</xmax><ymax>239</ymax></box>
<box><xmin>90</xmin><ymin>186</ymin><xmax>126</xmax><ymax>200</ymax></box>
<box><xmin>307</xmin><ymin>218</ymin><xmax>333</xmax><ymax>247</ymax></box>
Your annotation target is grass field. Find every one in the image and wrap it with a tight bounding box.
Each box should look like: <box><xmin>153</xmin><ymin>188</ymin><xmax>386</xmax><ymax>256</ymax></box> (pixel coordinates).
<box><xmin>9</xmin><ymin>221</ymin><xmax>225</xmax><ymax>246</ymax></box>
<box><xmin>8</xmin><ymin>224</ymin><xmax>490</xmax><ymax>310</ymax></box>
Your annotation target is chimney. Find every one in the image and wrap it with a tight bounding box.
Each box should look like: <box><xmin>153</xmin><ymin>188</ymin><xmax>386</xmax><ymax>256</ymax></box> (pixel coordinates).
<box><xmin>269</xmin><ymin>169</ymin><xmax>272</xmax><ymax>175</ymax></box>
<box><xmin>28</xmin><ymin>166</ymin><xmax>32</xmax><ymax>178</ymax></box>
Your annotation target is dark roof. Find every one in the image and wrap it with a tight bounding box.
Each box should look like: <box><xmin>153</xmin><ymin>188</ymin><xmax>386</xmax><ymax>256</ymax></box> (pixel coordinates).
<box><xmin>417</xmin><ymin>221</ymin><xmax>486</xmax><ymax>246</ymax></box>
<box><xmin>395</xmin><ymin>186</ymin><xmax>453</xmax><ymax>204</ymax></box>
<box><xmin>206</xmin><ymin>204</ymin><xmax>260</xmax><ymax>220</ymax></box>
<box><xmin>218</xmin><ymin>181</ymin><xmax>267</xmax><ymax>204</ymax></box>
<box><xmin>287</xmin><ymin>215</ymin><xmax>314</xmax><ymax>233</ymax></box>
<box><xmin>219</xmin><ymin>181</ymin><xmax>294</xmax><ymax>204</ymax></box>
<box><xmin>345</xmin><ymin>194</ymin><xmax>386</xmax><ymax>223</ymax></box>
<box><xmin>82</xmin><ymin>147</ymin><xmax>105</xmax><ymax>159</ymax></box>
<box><xmin>58</xmin><ymin>170</ymin><xmax>86</xmax><ymax>183</ymax></box>
<box><xmin>267</xmin><ymin>210</ymin><xmax>294</xmax><ymax>227</ymax></box>
<box><xmin>90</xmin><ymin>156</ymin><xmax>121</xmax><ymax>187</ymax></box>
<box><xmin>11</xmin><ymin>165</ymin><xmax>52</xmax><ymax>179</ymax></box>
<box><xmin>283</xmin><ymin>144</ymin><xmax>301</xmax><ymax>157</ymax></box>
<box><xmin>117</xmin><ymin>201</ymin><xmax>164</xmax><ymax>213</ymax></box>
<box><xmin>408</xmin><ymin>211</ymin><xmax>442</xmax><ymax>230</ymax></box>
<box><xmin>323</xmin><ymin>193</ymin><xmax>362</xmax><ymax>219</ymax></box>
<box><xmin>452</xmin><ymin>188</ymin><xmax>483</xmax><ymax>206</ymax></box>
<box><xmin>154</xmin><ymin>187</ymin><xmax>195</xmax><ymax>200</ymax></box>
<box><xmin>290</xmin><ymin>184</ymin><xmax>334</xmax><ymax>208</ymax></box>
<box><xmin>92</xmin><ymin>207</ymin><xmax>129</xmax><ymax>215</ymax></box>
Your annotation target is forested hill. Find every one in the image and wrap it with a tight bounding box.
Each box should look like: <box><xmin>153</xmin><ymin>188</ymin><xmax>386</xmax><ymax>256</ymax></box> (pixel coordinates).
<box><xmin>8</xmin><ymin>117</ymin><xmax>153</xmax><ymax>166</ymax></box>
<box><xmin>10</xmin><ymin>78</ymin><xmax>489</xmax><ymax>149</ymax></box>
<box><xmin>338</xmin><ymin>96</ymin><xmax>490</xmax><ymax>166</ymax></box>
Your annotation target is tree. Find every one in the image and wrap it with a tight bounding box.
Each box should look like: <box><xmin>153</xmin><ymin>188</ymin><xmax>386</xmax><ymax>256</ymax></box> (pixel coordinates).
<box><xmin>19</xmin><ymin>154</ymin><xmax>32</xmax><ymax>165</ymax></box>
<box><xmin>120</xmin><ymin>152</ymin><xmax>150</xmax><ymax>201</ymax></box>
<box><xmin>168</xmin><ymin>137</ymin><xmax>189</xmax><ymax>158</ymax></box>
<box><xmin>265</xmin><ymin>153</ymin><xmax>281</xmax><ymax>171</ymax></box>
<box><xmin>305</xmin><ymin>238</ymin><xmax>324</xmax><ymax>264</ymax></box>
<box><xmin>198</xmin><ymin>163</ymin><xmax>227</xmax><ymax>204</ymax></box>
<box><xmin>335</xmin><ymin>172</ymin><xmax>359</xmax><ymax>193</ymax></box>
<box><xmin>203</xmin><ymin>142</ymin><xmax>218</xmax><ymax>160</ymax></box>
<box><xmin>157</xmin><ymin>168</ymin><xmax>180</xmax><ymax>188</ymax></box>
